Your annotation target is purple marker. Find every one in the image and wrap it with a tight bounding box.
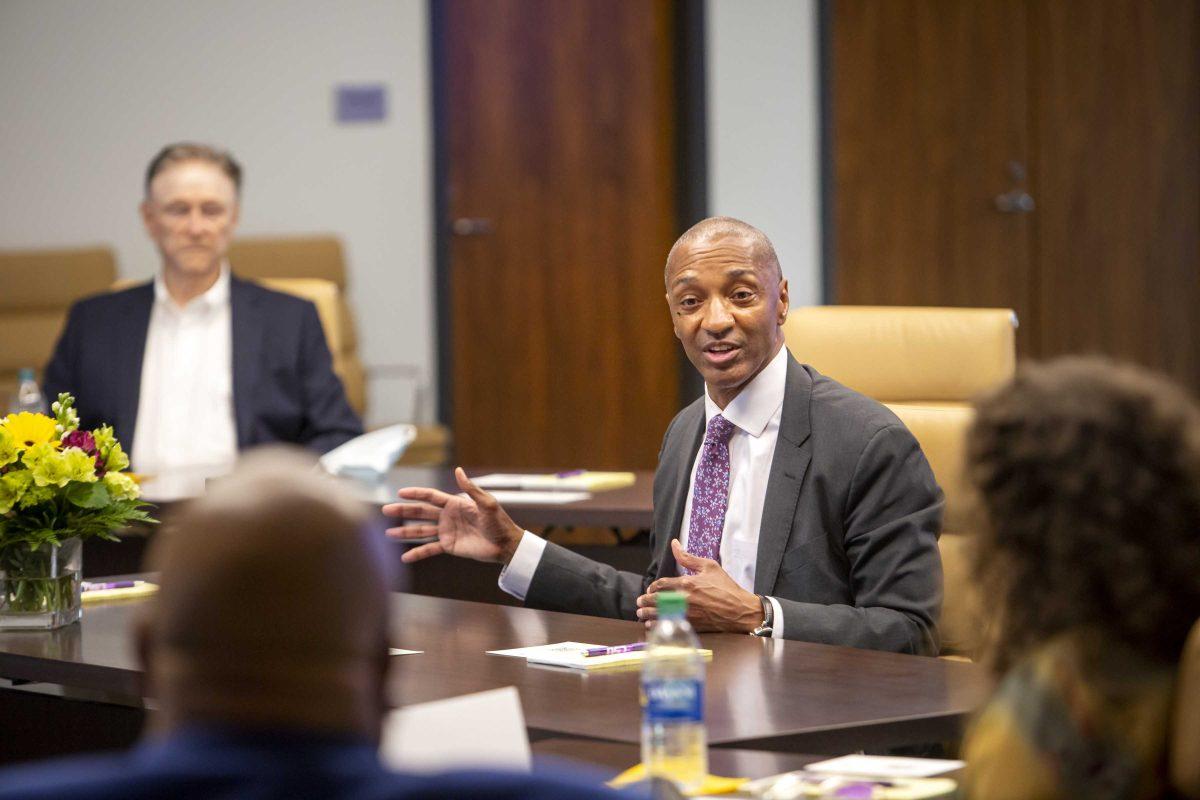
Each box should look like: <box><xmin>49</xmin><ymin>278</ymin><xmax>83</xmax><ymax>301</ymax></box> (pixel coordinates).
<box><xmin>584</xmin><ymin>642</ymin><xmax>646</xmax><ymax>658</ymax></box>
<box><xmin>82</xmin><ymin>581</ymin><xmax>137</xmax><ymax>591</ymax></box>
<box><xmin>555</xmin><ymin>469</ymin><xmax>586</xmax><ymax>478</ymax></box>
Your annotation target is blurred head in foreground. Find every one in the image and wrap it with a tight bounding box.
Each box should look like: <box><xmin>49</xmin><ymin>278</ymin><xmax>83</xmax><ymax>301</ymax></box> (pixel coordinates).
<box><xmin>138</xmin><ymin>447</ymin><xmax>390</xmax><ymax>741</ymax></box>
<box><xmin>967</xmin><ymin>357</ymin><xmax>1200</xmax><ymax>673</ymax></box>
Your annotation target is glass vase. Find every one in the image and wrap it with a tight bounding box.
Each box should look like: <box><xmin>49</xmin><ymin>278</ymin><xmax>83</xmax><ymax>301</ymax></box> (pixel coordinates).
<box><xmin>0</xmin><ymin>537</ymin><xmax>83</xmax><ymax>630</ymax></box>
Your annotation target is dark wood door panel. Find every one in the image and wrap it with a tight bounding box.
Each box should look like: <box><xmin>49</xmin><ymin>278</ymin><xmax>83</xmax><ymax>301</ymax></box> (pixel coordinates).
<box><xmin>442</xmin><ymin>0</ymin><xmax>680</xmax><ymax>468</ymax></box>
<box><xmin>832</xmin><ymin>0</ymin><xmax>1035</xmax><ymax>351</ymax></box>
<box><xmin>1031</xmin><ymin>0</ymin><xmax>1200</xmax><ymax>390</ymax></box>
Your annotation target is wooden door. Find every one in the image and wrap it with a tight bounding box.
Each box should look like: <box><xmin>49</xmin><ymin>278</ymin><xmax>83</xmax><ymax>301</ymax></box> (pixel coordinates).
<box><xmin>830</xmin><ymin>0</ymin><xmax>1036</xmax><ymax>351</ymax></box>
<box><xmin>438</xmin><ymin>0</ymin><xmax>681</xmax><ymax>469</ymax></box>
<box><xmin>1031</xmin><ymin>0</ymin><xmax>1200</xmax><ymax>389</ymax></box>
<box><xmin>830</xmin><ymin>0</ymin><xmax>1200</xmax><ymax>390</ymax></box>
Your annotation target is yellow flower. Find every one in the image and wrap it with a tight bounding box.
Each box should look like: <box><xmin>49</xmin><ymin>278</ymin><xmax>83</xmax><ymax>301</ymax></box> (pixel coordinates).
<box><xmin>26</xmin><ymin>444</ymin><xmax>72</xmax><ymax>488</ymax></box>
<box><xmin>0</xmin><ymin>470</ymin><xmax>29</xmax><ymax>514</ymax></box>
<box><xmin>102</xmin><ymin>471</ymin><xmax>139</xmax><ymax>502</ymax></box>
<box><xmin>105</xmin><ymin>441</ymin><xmax>130</xmax><ymax>473</ymax></box>
<box><xmin>0</xmin><ymin>426</ymin><xmax>16</xmax><ymax>469</ymax></box>
<box><xmin>62</xmin><ymin>447</ymin><xmax>98</xmax><ymax>483</ymax></box>
<box><xmin>1</xmin><ymin>412</ymin><xmax>58</xmax><ymax>452</ymax></box>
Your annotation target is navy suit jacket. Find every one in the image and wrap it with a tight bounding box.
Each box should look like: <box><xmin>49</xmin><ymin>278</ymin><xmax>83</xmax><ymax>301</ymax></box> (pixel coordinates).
<box><xmin>44</xmin><ymin>276</ymin><xmax>363</xmax><ymax>456</ymax></box>
<box><xmin>0</xmin><ymin>727</ymin><xmax>638</xmax><ymax>800</ymax></box>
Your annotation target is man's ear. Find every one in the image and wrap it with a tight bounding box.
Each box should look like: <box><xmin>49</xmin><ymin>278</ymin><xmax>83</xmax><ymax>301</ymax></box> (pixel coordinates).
<box><xmin>139</xmin><ymin>200</ymin><xmax>156</xmax><ymax>237</ymax></box>
<box><xmin>777</xmin><ymin>278</ymin><xmax>790</xmax><ymax>326</ymax></box>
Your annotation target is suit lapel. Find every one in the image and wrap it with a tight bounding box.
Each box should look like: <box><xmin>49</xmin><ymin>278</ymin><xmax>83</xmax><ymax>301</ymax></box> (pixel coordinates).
<box><xmin>654</xmin><ymin>402</ymin><xmax>705</xmax><ymax>580</ymax></box>
<box><xmin>229</xmin><ymin>277</ymin><xmax>263</xmax><ymax>448</ymax></box>
<box><xmin>114</xmin><ymin>284</ymin><xmax>154</xmax><ymax>450</ymax></box>
<box><xmin>754</xmin><ymin>354</ymin><xmax>813</xmax><ymax>594</ymax></box>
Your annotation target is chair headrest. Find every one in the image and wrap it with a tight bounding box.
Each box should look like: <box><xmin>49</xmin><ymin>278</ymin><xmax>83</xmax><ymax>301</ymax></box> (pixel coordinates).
<box><xmin>0</xmin><ymin>248</ymin><xmax>117</xmax><ymax>310</ymax></box>
<box><xmin>783</xmin><ymin>306</ymin><xmax>1017</xmax><ymax>402</ymax></box>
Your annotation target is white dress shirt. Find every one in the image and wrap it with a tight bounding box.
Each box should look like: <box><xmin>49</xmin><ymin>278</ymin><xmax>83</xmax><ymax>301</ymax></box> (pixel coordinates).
<box><xmin>131</xmin><ymin>266</ymin><xmax>238</xmax><ymax>498</ymax></box>
<box><xmin>499</xmin><ymin>345</ymin><xmax>790</xmax><ymax>637</ymax></box>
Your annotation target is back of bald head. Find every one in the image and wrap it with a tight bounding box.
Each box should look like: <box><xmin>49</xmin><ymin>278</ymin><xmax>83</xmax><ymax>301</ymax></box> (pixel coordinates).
<box><xmin>665</xmin><ymin>216</ymin><xmax>783</xmax><ymax>284</ymax></box>
<box><xmin>142</xmin><ymin>447</ymin><xmax>391</xmax><ymax>740</ymax></box>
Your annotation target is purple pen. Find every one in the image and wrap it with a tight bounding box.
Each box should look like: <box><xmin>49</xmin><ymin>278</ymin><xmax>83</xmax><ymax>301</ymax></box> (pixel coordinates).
<box><xmin>555</xmin><ymin>469</ymin><xmax>586</xmax><ymax>478</ymax></box>
<box><xmin>584</xmin><ymin>642</ymin><xmax>646</xmax><ymax>658</ymax></box>
<box><xmin>82</xmin><ymin>581</ymin><xmax>137</xmax><ymax>591</ymax></box>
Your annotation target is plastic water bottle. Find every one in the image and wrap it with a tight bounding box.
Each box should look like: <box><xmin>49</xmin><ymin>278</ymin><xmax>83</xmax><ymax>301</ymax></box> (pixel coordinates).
<box><xmin>9</xmin><ymin>368</ymin><xmax>46</xmax><ymax>414</ymax></box>
<box><xmin>641</xmin><ymin>590</ymin><xmax>707</xmax><ymax>791</ymax></box>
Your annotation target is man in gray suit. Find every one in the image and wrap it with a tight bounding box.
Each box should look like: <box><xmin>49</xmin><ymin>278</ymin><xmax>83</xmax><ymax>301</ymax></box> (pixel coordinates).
<box><xmin>385</xmin><ymin>217</ymin><xmax>943</xmax><ymax>655</ymax></box>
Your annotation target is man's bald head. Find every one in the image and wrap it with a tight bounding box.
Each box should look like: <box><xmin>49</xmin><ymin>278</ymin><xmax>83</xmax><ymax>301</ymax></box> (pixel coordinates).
<box><xmin>140</xmin><ymin>448</ymin><xmax>392</xmax><ymax>741</ymax></box>
<box><xmin>664</xmin><ymin>216</ymin><xmax>783</xmax><ymax>285</ymax></box>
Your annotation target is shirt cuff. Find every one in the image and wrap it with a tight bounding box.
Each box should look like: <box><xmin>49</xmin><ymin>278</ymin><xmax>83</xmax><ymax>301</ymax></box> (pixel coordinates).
<box><xmin>497</xmin><ymin>530</ymin><xmax>547</xmax><ymax>601</ymax></box>
<box><xmin>766</xmin><ymin>596</ymin><xmax>785</xmax><ymax>639</ymax></box>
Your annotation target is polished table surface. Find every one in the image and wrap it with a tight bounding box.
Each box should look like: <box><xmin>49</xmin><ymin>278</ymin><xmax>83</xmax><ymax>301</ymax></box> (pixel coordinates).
<box><xmin>0</xmin><ymin>590</ymin><xmax>991</xmax><ymax>753</ymax></box>
<box><xmin>375</xmin><ymin>467</ymin><xmax>655</xmax><ymax>530</ymax></box>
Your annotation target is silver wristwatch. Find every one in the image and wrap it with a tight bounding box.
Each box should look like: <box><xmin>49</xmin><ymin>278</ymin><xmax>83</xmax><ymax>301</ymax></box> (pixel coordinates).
<box><xmin>751</xmin><ymin>595</ymin><xmax>774</xmax><ymax>637</ymax></box>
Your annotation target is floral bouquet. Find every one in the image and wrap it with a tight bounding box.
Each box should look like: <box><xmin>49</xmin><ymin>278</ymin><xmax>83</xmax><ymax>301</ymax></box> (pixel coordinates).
<box><xmin>0</xmin><ymin>393</ymin><xmax>155</xmax><ymax>628</ymax></box>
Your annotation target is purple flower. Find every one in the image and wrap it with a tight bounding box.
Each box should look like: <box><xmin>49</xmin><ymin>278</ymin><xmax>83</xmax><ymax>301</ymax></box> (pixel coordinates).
<box><xmin>61</xmin><ymin>430</ymin><xmax>106</xmax><ymax>476</ymax></box>
<box><xmin>61</xmin><ymin>430</ymin><xmax>97</xmax><ymax>454</ymax></box>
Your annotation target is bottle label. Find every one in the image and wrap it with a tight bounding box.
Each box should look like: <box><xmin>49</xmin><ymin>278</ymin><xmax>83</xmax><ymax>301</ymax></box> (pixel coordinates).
<box><xmin>642</xmin><ymin>678</ymin><xmax>703</xmax><ymax>723</ymax></box>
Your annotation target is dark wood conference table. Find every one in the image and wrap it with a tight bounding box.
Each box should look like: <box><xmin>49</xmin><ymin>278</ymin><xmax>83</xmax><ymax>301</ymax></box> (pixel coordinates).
<box><xmin>83</xmin><ymin>468</ymin><xmax>656</xmax><ymax>581</ymax></box>
<box><xmin>378</xmin><ymin>467</ymin><xmax>655</xmax><ymax>530</ymax></box>
<box><xmin>0</xmin><ymin>590</ymin><xmax>991</xmax><ymax>754</ymax></box>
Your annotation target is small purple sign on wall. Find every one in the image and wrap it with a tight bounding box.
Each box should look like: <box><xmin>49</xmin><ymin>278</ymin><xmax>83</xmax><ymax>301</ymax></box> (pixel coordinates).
<box><xmin>336</xmin><ymin>84</ymin><xmax>387</xmax><ymax>123</ymax></box>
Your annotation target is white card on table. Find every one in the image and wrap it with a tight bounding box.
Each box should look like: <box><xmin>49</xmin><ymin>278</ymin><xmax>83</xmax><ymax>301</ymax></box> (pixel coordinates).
<box><xmin>380</xmin><ymin>686</ymin><xmax>531</xmax><ymax>773</ymax></box>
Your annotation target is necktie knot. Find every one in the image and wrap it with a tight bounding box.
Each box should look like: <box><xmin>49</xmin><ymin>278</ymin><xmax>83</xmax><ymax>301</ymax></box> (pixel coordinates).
<box><xmin>706</xmin><ymin>413</ymin><xmax>737</xmax><ymax>445</ymax></box>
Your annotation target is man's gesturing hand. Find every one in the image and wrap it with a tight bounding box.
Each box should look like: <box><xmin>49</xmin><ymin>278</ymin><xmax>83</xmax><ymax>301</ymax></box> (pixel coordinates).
<box><xmin>382</xmin><ymin>467</ymin><xmax>524</xmax><ymax>565</ymax></box>
<box><xmin>635</xmin><ymin>540</ymin><xmax>763</xmax><ymax>633</ymax></box>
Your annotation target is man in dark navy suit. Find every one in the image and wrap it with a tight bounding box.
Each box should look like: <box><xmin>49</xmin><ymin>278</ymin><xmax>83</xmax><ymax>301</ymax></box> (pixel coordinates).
<box><xmin>45</xmin><ymin>144</ymin><xmax>361</xmax><ymax>490</ymax></box>
<box><xmin>0</xmin><ymin>449</ymin><xmax>635</xmax><ymax>800</ymax></box>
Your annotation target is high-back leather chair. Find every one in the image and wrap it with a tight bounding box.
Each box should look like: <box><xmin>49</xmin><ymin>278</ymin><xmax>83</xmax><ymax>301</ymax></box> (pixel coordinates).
<box><xmin>783</xmin><ymin>305</ymin><xmax>1017</xmax><ymax>657</ymax></box>
<box><xmin>227</xmin><ymin>237</ymin><xmax>367</xmax><ymax>416</ymax></box>
<box><xmin>0</xmin><ymin>247</ymin><xmax>117</xmax><ymax>402</ymax></box>
<box><xmin>1171</xmin><ymin>618</ymin><xmax>1200</xmax><ymax>798</ymax></box>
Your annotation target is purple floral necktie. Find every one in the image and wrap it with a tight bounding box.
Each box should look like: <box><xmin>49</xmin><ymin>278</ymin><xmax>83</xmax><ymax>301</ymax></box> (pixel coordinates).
<box><xmin>683</xmin><ymin>413</ymin><xmax>737</xmax><ymax>572</ymax></box>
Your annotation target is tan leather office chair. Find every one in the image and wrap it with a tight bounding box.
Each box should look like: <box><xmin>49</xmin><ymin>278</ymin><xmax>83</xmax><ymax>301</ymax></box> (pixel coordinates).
<box><xmin>1171</xmin><ymin>618</ymin><xmax>1200</xmax><ymax>798</ymax></box>
<box><xmin>257</xmin><ymin>277</ymin><xmax>367</xmax><ymax>418</ymax></box>
<box><xmin>0</xmin><ymin>247</ymin><xmax>117</xmax><ymax>401</ymax></box>
<box><xmin>783</xmin><ymin>305</ymin><xmax>1018</xmax><ymax>657</ymax></box>
<box><xmin>227</xmin><ymin>237</ymin><xmax>366</xmax><ymax>416</ymax></box>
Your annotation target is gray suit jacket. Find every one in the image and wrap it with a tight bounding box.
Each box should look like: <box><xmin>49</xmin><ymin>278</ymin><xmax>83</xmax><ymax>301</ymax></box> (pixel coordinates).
<box><xmin>524</xmin><ymin>353</ymin><xmax>944</xmax><ymax>655</ymax></box>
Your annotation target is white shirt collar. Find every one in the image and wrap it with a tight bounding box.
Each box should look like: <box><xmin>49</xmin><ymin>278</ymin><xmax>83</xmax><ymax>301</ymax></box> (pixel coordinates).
<box><xmin>703</xmin><ymin>343</ymin><xmax>789</xmax><ymax>437</ymax></box>
<box><xmin>153</xmin><ymin>262</ymin><xmax>231</xmax><ymax>313</ymax></box>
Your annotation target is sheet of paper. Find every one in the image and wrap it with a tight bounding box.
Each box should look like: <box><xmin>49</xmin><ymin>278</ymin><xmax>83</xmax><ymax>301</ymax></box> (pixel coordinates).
<box><xmin>388</xmin><ymin>648</ymin><xmax>422</xmax><ymax>656</ymax></box>
<box><xmin>380</xmin><ymin>686</ymin><xmax>531</xmax><ymax>773</ymax></box>
<box><xmin>805</xmin><ymin>754</ymin><xmax>965</xmax><ymax>778</ymax></box>
<box><xmin>487</xmin><ymin>641</ymin><xmax>598</xmax><ymax>658</ymax></box>
<box><xmin>487</xmin><ymin>490</ymin><xmax>590</xmax><ymax>505</ymax></box>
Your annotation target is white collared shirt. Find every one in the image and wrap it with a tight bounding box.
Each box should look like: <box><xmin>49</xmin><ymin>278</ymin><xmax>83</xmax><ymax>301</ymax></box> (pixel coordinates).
<box><xmin>499</xmin><ymin>345</ymin><xmax>790</xmax><ymax>638</ymax></box>
<box><xmin>130</xmin><ymin>266</ymin><xmax>238</xmax><ymax>493</ymax></box>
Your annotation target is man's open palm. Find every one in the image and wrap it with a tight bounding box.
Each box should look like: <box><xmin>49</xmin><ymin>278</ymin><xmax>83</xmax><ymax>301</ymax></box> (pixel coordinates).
<box><xmin>382</xmin><ymin>467</ymin><xmax>522</xmax><ymax>564</ymax></box>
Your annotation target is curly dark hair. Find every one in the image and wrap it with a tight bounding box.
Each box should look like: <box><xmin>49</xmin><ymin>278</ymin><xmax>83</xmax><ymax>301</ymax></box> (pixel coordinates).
<box><xmin>967</xmin><ymin>356</ymin><xmax>1200</xmax><ymax>673</ymax></box>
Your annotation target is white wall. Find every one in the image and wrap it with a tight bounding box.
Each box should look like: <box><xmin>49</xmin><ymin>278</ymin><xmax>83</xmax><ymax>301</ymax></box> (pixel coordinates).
<box><xmin>706</xmin><ymin>0</ymin><xmax>823</xmax><ymax>306</ymax></box>
<box><xmin>0</xmin><ymin>0</ymin><xmax>433</xmax><ymax>426</ymax></box>
<box><xmin>0</xmin><ymin>1</ymin><xmax>823</xmax><ymax>427</ymax></box>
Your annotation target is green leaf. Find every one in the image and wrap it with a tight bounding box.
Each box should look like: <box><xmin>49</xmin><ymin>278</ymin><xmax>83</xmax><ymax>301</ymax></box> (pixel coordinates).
<box><xmin>65</xmin><ymin>481</ymin><xmax>110</xmax><ymax>509</ymax></box>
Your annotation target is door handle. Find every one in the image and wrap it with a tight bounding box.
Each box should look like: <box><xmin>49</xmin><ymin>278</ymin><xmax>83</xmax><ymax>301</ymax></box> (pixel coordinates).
<box><xmin>451</xmin><ymin>217</ymin><xmax>495</xmax><ymax>236</ymax></box>
<box><xmin>994</xmin><ymin>191</ymin><xmax>1035</xmax><ymax>214</ymax></box>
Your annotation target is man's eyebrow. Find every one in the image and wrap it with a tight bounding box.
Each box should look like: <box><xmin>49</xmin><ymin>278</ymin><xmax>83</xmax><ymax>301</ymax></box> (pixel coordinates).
<box><xmin>669</xmin><ymin>273</ymin><xmax>697</xmax><ymax>289</ymax></box>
